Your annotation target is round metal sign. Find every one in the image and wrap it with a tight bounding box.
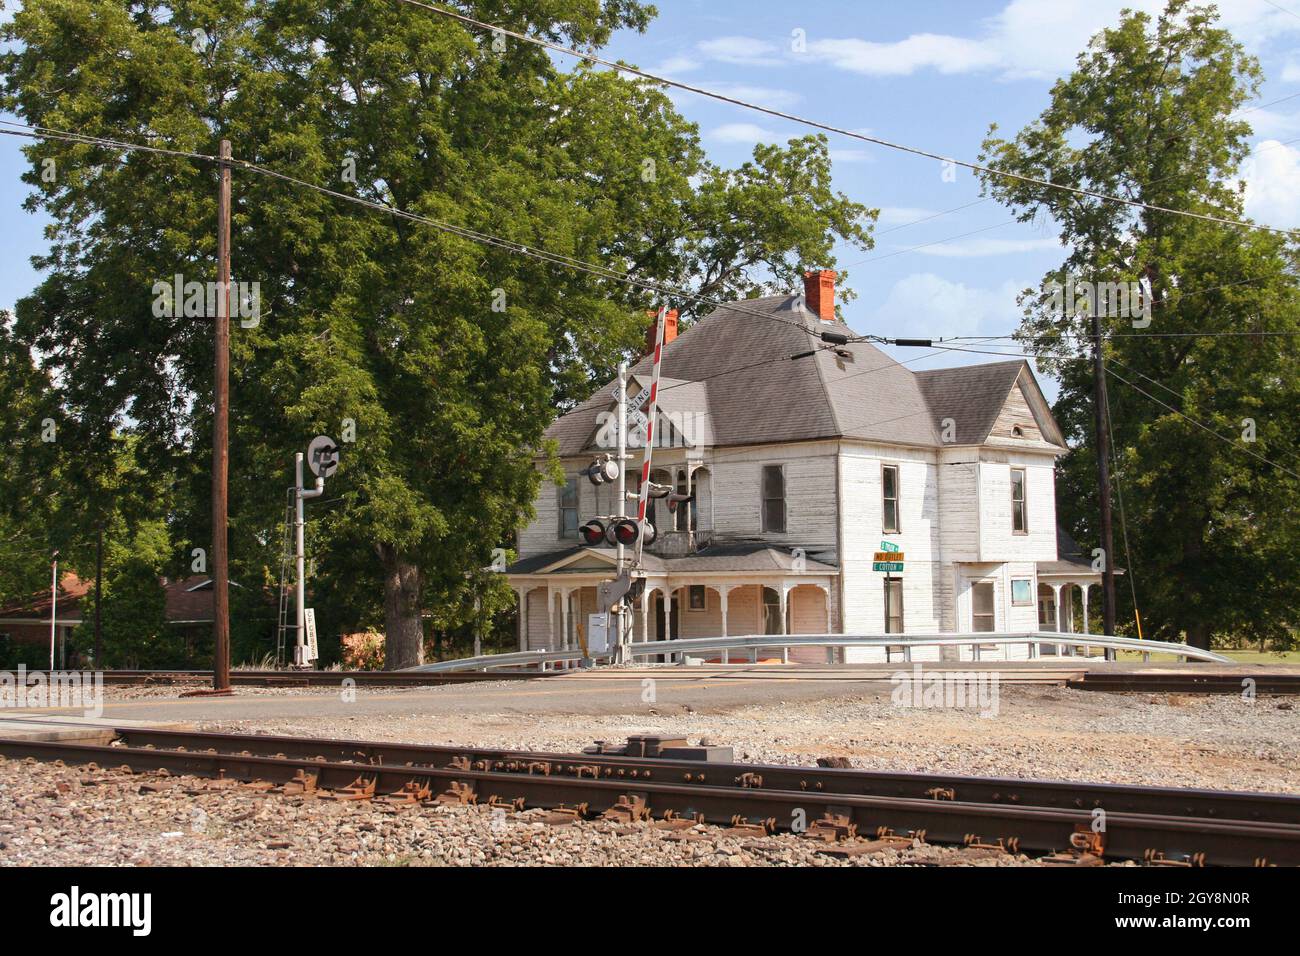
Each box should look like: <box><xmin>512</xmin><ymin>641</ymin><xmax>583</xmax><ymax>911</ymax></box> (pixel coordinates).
<box><xmin>307</xmin><ymin>434</ymin><xmax>340</xmax><ymax>478</ymax></box>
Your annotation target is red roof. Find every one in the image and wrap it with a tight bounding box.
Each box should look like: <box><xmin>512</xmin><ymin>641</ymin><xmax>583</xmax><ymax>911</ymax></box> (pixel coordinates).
<box><xmin>0</xmin><ymin>572</ymin><xmax>91</xmax><ymax>620</ymax></box>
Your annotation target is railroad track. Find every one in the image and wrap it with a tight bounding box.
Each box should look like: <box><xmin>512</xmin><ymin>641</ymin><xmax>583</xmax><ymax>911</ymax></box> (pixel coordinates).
<box><xmin>1</xmin><ymin>727</ymin><xmax>1296</xmax><ymax>866</ymax></box>
<box><xmin>31</xmin><ymin>669</ymin><xmax>546</xmax><ymax>687</ymax></box>
<box><xmin>1069</xmin><ymin>672</ymin><xmax>1300</xmax><ymax>695</ymax></box>
<box><xmin>27</xmin><ymin>667</ymin><xmax>1300</xmax><ymax>695</ymax></box>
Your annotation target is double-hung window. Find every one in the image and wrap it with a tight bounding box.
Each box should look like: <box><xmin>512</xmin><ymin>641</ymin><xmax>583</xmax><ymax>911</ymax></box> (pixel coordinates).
<box><xmin>761</xmin><ymin>465</ymin><xmax>786</xmax><ymax>533</ymax></box>
<box><xmin>1010</xmin><ymin>468</ymin><xmax>1027</xmax><ymax>534</ymax></box>
<box><xmin>558</xmin><ymin>477</ymin><xmax>578</xmax><ymax>538</ymax></box>
<box><xmin>882</xmin><ymin>464</ymin><xmax>900</xmax><ymax>533</ymax></box>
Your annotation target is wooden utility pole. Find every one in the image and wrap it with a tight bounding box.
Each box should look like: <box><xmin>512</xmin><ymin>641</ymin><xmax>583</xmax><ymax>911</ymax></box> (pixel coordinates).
<box><xmin>93</xmin><ymin>525</ymin><xmax>103</xmax><ymax>665</ymax></box>
<box><xmin>1091</xmin><ymin>312</ymin><xmax>1117</xmax><ymax>639</ymax></box>
<box><xmin>212</xmin><ymin>139</ymin><xmax>232</xmax><ymax>691</ymax></box>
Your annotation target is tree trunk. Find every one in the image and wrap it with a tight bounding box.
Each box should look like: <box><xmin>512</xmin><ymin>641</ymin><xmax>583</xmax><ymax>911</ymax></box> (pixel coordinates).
<box><xmin>378</xmin><ymin>546</ymin><xmax>424</xmax><ymax>670</ymax></box>
<box><xmin>1185</xmin><ymin>621</ymin><xmax>1211</xmax><ymax>651</ymax></box>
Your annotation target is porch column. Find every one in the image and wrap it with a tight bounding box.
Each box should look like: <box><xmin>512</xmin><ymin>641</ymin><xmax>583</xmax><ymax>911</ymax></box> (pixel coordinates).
<box><xmin>559</xmin><ymin>589</ymin><xmax>571</xmax><ymax>652</ymax></box>
<box><xmin>545</xmin><ymin>588</ymin><xmax>557</xmax><ymax>663</ymax></box>
<box><xmin>1081</xmin><ymin>584</ymin><xmax>1090</xmax><ymax>636</ymax></box>
<box><xmin>663</xmin><ymin>586</ymin><xmax>674</xmax><ymax>661</ymax></box>
<box><xmin>516</xmin><ymin>588</ymin><xmax>526</xmax><ymax>652</ymax></box>
<box><xmin>719</xmin><ymin>585</ymin><xmax>732</xmax><ymax>663</ymax></box>
<box><xmin>1050</xmin><ymin>583</ymin><xmax>1063</xmax><ymax>655</ymax></box>
<box><xmin>640</xmin><ymin>588</ymin><xmax>652</xmax><ymax>644</ymax></box>
<box><xmin>779</xmin><ymin>582</ymin><xmax>791</xmax><ymax>664</ymax></box>
<box><xmin>818</xmin><ymin>584</ymin><xmax>835</xmax><ymax>664</ymax></box>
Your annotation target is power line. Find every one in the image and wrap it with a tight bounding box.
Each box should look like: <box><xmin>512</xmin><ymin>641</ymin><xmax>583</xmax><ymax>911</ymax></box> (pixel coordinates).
<box><xmin>0</xmin><ymin>120</ymin><xmax>826</xmax><ymax>340</ymax></box>
<box><xmin>395</xmin><ymin>0</ymin><xmax>1298</xmax><ymax>240</ymax></box>
<box><xmin>843</xmin><ymin>218</ymin><xmax>1023</xmax><ymax>267</ymax></box>
<box><xmin>1102</xmin><ymin>363</ymin><xmax>1300</xmax><ymax>480</ymax></box>
<box><xmin>872</xmin><ymin>198</ymin><xmax>991</xmax><ymax>237</ymax></box>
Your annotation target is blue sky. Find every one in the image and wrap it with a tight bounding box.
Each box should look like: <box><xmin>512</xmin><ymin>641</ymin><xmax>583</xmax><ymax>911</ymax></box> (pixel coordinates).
<box><xmin>595</xmin><ymin>0</ymin><xmax>1300</xmax><ymax>395</ymax></box>
<box><xmin>4</xmin><ymin>0</ymin><xmax>1300</xmax><ymax>401</ymax></box>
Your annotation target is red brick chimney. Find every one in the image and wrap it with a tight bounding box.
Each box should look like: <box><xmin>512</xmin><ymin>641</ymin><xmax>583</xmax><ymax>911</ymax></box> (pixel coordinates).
<box><xmin>645</xmin><ymin>309</ymin><xmax>679</xmax><ymax>354</ymax></box>
<box><xmin>803</xmin><ymin>269</ymin><xmax>836</xmax><ymax>321</ymax></box>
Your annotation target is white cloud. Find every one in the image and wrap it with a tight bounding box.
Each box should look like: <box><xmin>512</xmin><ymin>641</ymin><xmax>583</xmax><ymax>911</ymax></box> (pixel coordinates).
<box><xmin>1239</xmin><ymin>107</ymin><xmax>1300</xmax><ymax>139</ymax></box>
<box><xmin>1243</xmin><ymin>139</ymin><xmax>1300</xmax><ymax>229</ymax></box>
<box><xmin>807</xmin><ymin>34</ymin><xmax>1000</xmax><ymax>76</ymax></box>
<box><xmin>911</xmin><ymin>237</ymin><xmax>1065</xmax><ymax>258</ymax></box>
<box><xmin>1284</xmin><ymin>60</ymin><xmax>1300</xmax><ymax>83</ymax></box>
<box><xmin>876</xmin><ymin>206</ymin><xmax>940</xmax><ymax>225</ymax></box>
<box><xmin>697</xmin><ymin>36</ymin><xmax>782</xmax><ymax>66</ymax></box>
<box><xmin>708</xmin><ymin>122</ymin><xmax>781</xmax><ymax>144</ymax></box>
<box><xmin>645</xmin><ymin>54</ymin><xmax>700</xmax><ymax>76</ymax></box>
<box><xmin>796</xmin><ymin>0</ymin><xmax>1300</xmax><ymax>82</ymax></box>
<box><xmin>829</xmin><ymin>148</ymin><xmax>874</xmax><ymax>164</ymax></box>
<box><xmin>706</xmin><ymin>83</ymin><xmax>801</xmax><ymax>109</ymax></box>
<box><xmin>869</xmin><ymin>273</ymin><xmax>1028</xmax><ymax>341</ymax></box>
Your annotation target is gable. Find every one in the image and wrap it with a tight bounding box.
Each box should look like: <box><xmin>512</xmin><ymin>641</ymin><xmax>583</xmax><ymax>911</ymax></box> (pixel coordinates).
<box><xmin>990</xmin><ymin>380</ymin><xmax>1044</xmax><ymax>442</ymax></box>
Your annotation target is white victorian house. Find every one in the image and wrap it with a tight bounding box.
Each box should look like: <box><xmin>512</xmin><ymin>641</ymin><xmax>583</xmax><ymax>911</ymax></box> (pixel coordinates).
<box><xmin>504</xmin><ymin>271</ymin><xmax>1102</xmax><ymax>662</ymax></box>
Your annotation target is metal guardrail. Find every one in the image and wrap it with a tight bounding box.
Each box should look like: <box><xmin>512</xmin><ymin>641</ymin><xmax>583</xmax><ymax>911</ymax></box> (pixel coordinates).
<box><xmin>405</xmin><ymin>630</ymin><xmax>1231</xmax><ymax>672</ymax></box>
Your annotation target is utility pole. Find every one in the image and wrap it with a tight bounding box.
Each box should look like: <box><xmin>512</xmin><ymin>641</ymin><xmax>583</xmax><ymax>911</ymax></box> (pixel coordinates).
<box><xmin>1091</xmin><ymin>312</ymin><xmax>1117</xmax><ymax>641</ymax></box>
<box><xmin>211</xmin><ymin>138</ymin><xmax>232</xmax><ymax>692</ymax></box>
<box><xmin>49</xmin><ymin>550</ymin><xmax>58</xmax><ymax>671</ymax></box>
<box><xmin>93</xmin><ymin>526</ymin><xmax>103</xmax><ymax>666</ymax></box>
<box><xmin>294</xmin><ymin>451</ymin><xmax>324</xmax><ymax>667</ymax></box>
<box><xmin>613</xmin><ymin>360</ymin><xmax>629</xmax><ymax>663</ymax></box>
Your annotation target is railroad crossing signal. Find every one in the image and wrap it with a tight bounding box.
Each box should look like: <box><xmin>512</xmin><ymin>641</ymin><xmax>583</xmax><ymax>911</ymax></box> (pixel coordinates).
<box><xmin>666</xmin><ymin>493</ymin><xmax>693</xmax><ymax>514</ymax></box>
<box><xmin>578</xmin><ymin>516</ymin><xmax>656</xmax><ymax>548</ymax></box>
<box><xmin>307</xmin><ymin>434</ymin><xmax>340</xmax><ymax>478</ymax></box>
<box><xmin>583</xmin><ymin>455</ymin><xmax>619</xmax><ymax>485</ymax></box>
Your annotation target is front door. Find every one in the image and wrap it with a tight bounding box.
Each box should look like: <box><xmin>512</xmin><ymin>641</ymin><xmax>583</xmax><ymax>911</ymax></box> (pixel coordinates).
<box><xmin>971</xmin><ymin>582</ymin><xmax>996</xmax><ymax>632</ymax></box>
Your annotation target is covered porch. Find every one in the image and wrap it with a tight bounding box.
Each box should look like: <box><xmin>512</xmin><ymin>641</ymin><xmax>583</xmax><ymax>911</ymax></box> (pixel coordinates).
<box><xmin>504</xmin><ymin>544</ymin><xmax>839</xmax><ymax>663</ymax></box>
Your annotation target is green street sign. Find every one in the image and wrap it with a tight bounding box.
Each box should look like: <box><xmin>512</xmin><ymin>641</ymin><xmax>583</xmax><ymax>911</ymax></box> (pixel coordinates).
<box><xmin>872</xmin><ymin>561</ymin><xmax>904</xmax><ymax>572</ymax></box>
<box><xmin>879</xmin><ymin>541</ymin><xmax>900</xmax><ymax>553</ymax></box>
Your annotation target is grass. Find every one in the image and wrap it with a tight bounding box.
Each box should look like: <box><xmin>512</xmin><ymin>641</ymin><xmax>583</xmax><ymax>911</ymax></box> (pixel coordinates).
<box><xmin>1217</xmin><ymin>649</ymin><xmax>1300</xmax><ymax>664</ymax></box>
<box><xmin>1113</xmin><ymin>648</ymin><xmax>1300</xmax><ymax>664</ymax></box>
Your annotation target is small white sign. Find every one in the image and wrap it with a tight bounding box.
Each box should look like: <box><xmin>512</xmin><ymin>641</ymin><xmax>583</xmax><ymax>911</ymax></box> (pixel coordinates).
<box><xmin>628</xmin><ymin>408</ymin><xmax>648</xmax><ymax>429</ymax></box>
<box><xmin>628</xmin><ymin>385</ymin><xmax>652</xmax><ymax>411</ymax></box>
<box><xmin>587</xmin><ymin>613</ymin><xmax>610</xmax><ymax>654</ymax></box>
<box><xmin>303</xmin><ymin>607</ymin><xmax>319</xmax><ymax>663</ymax></box>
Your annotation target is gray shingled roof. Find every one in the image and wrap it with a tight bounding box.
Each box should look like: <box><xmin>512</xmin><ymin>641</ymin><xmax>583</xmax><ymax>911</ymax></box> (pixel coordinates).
<box><xmin>544</xmin><ymin>294</ymin><xmax>1062</xmax><ymax>455</ymax></box>
<box><xmin>507</xmin><ymin>539</ymin><xmax>837</xmax><ymax>576</ymax></box>
<box><xmin>914</xmin><ymin>361</ymin><xmax>1026</xmax><ymax>445</ymax></box>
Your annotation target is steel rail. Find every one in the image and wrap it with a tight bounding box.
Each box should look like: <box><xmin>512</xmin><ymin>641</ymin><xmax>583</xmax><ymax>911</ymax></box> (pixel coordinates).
<box><xmin>0</xmin><ymin>735</ymin><xmax>1294</xmax><ymax>865</ymax></box>
<box><xmin>6</xmin><ymin>669</ymin><xmax>548</xmax><ymax>687</ymax></box>
<box><xmin>103</xmin><ymin>726</ymin><xmax>1300</xmax><ymax>827</ymax></box>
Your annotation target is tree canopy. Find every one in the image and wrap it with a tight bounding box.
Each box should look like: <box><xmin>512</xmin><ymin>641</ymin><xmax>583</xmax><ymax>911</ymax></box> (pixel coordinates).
<box><xmin>978</xmin><ymin>0</ymin><xmax>1300</xmax><ymax>649</ymax></box>
<box><xmin>2</xmin><ymin>0</ymin><xmax>874</xmax><ymax>666</ymax></box>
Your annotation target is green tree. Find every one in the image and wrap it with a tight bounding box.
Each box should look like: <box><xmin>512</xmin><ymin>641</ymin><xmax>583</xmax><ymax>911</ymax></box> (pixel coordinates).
<box><xmin>3</xmin><ymin>0</ymin><xmax>873</xmax><ymax>668</ymax></box>
<box><xmin>978</xmin><ymin>0</ymin><xmax>1300</xmax><ymax>649</ymax></box>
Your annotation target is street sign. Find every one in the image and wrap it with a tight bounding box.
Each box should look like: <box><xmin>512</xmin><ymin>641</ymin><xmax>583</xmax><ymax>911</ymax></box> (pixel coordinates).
<box><xmin>628</xmin><ymin>408</ymin><xmax>648</xmax><ymax>429</ymax></box>
<box><xmin>873</xmin><ymin>541</ymin><xmax>903</xmax><ymax>573</ymax></box>
<box><xmin>303</xmin><ymin>607</ymin><xmax>319</xmax><ymax>662</ymax></box>
<box><xmin>307</xmin><ymin>435</ymin><xmax>340</xmax><ymax>478</ymax></box>
<box><xmin>628</xmin><ymin>384</ymin><xmax>652</xmax><ymax>411</ymax></box>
